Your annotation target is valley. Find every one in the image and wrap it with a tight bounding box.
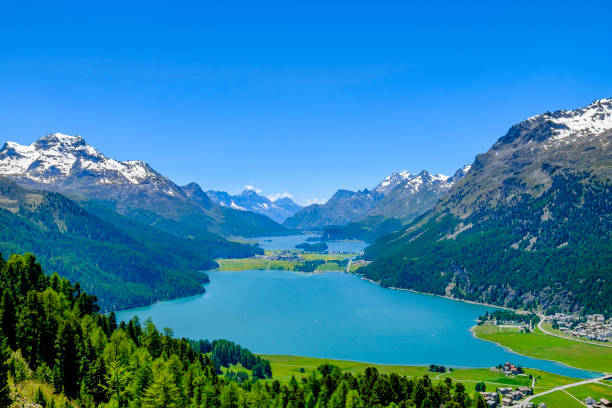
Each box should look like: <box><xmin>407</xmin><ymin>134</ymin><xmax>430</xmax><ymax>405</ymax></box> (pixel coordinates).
<box><xmin>2</xmin><ymin>5</ymin><xmax>612</xmax><ymax>407</ymax></box>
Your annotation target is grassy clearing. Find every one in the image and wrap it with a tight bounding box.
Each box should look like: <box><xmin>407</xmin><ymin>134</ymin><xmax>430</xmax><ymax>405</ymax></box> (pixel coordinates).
<box><xmin>532</xmin><ymin>390</ymin><xmax>584</xmax><ymax>408</ymax></box>
<box><xmin>262</xmin><ymin>355</ymin><xmax>579</xmax><ymax>393</ymax></box>
<box><xmin>473</xmin><ymin>325</ymin><xmax>612</xmax><ymax>373</ymax></box>
<box><xmin>215</xmin><ymin>250</ymin><xmax>355</xmax><ymax>272</ymax></box>
<box><xmin>12</xmin><ymin>379</ymin><xmax>72</xmax><ymax>408</ymax></box>
<box><xmin>565</xmin><ymin>382</ymin><xmax>612</xmax><ymax>402</ymax></box>
<box><xmin>264</xmin><ymin>355</ymin><xmax>431</xmax><ymax>382</ymax></box>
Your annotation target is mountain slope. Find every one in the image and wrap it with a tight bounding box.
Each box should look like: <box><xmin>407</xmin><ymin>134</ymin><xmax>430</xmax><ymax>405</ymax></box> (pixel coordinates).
<box><xmin>287</xmin><ymin>167</ymin><xmax>468</xmax><ymax>235</ymax></box>
<box><xmin>206</xmin><ymin>188</ymin><xmax>302</xmax><ymax>223</ymax></box>
<box><xmin>0</xmin><ymin>133</ymin><xmax>289</xmax><ymax>238</ymax></box>
<box><xmin>0</xmin><ymin>178</ymin><xmax>215</xmax><ymax>310</ymax></box>
<box><xmin>362</xmin><ymin>98</ymin><xmax>612</xmax><ymax>316</ymax></box>
<box><xmin>284</xmin><ymin>189</ymin><xmax>383</xmax><ymax>229</ymax></box>
<box><xmin>369</xmin><ymin>167</ymin><xmax>470</xmax><ymax>221</ymax></box>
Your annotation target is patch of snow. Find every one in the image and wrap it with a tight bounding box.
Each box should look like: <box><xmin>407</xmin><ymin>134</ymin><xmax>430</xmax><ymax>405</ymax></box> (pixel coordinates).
<box><xmin>527</xmin><ymin>98</ymin><xmax>612</xmax><ymax>143</ymax></box>
<box><xmin>0</xmin><ymin>133</ymin><xmax>177</xmax><ymax>191</ymax></box>
<box><xmin>230</xmin><ymin>201</ymin><xmax>247</xmax><ymax>211</ymax></box>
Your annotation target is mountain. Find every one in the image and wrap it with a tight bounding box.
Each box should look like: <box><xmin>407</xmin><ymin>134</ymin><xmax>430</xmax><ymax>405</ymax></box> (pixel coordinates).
<box><xmin>0</xmin><ymin>178</ymin><xmax>218</xmax><ymax>310</ymax></box>
<box><xmin>369</xmin><ymin>167</ymin><xmax>470</xmax><ymax>221</ymax></box>
<box><xmin>206</xmin><ymin>188</ymin><xmax>302</xmax><ymax>223</ymax></box>
<box><xmin>285</xmin><ymin>167</ymin><xmax>469</xmax><ymax>233</ymax></box>
<box><xmin>362</xmin><ymin>98</ymin><xmax>612</xmax><ymax>316</ymax></box>
<box><xmin>284</xmin><ymin>189</ymin><xmax>384</xmax><ymax>230</ymax></box>
<box><xmin>0</xmin><ymin>133</ymin><xmax>290</xmax><ymax>238</ymax></box>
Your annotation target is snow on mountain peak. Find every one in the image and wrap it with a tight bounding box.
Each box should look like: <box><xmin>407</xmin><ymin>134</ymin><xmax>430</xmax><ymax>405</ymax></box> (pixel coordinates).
<box><xmin>526</xmin><ymin>98</ymin><xmax>612</xmax><ymax>143</ymax></box>
<box><xmin>374</xmin><ymin>168</ymin><xmax>455</xmax><ymax>196</ymax></box>
<box><xmin>0</xmin><ymin>133</ymin><xmax>165</xmax><ymax>186</ymax></box>
<box><xmin>375</xmin><ymin>170</ymin><xmax>413</xmax><ymax>194</ymax></box>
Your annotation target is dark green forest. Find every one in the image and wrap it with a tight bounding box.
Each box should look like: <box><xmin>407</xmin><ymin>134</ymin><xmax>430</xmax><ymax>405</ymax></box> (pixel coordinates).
<box><xmin>362</xmin><ymin>171</ymin><xmax>612</xmax><ymax>316</ymax></box>
<box><xmin>322</xmin><ymin>217</ymin><xmax>404</xmax><ymax>243</ymax></box>
<box><xmin>0</xmin><ymin>252</ymin><xmax>489</xmax><ymax>408</ymax></box>
<box><xmin>295</xmin><ymin>242</ymin><xmax>328</xmax><ymax>252</ymax></box>
<box><xmin>0</xmin><ymin>179</ymin><xmax>263</xmax><ymax>310</ymax></box>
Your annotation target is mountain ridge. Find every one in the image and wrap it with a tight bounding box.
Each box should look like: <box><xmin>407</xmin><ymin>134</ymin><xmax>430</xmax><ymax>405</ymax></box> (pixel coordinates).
<box><xmin>284</xmin><ymin>166</ymin><xmax>469</xmax><ymax>232</ymax></box>
<box><xmin>205</xmin><ymin>188</ymin><xmax>302</xmax><ymax>223</ymax></box>
<box><xmin>0</xmin><ymin>133</ymin><xmax>291</xmax><ymax>238</ymax></box>
<box><xmin>361</xmin><ymin>98</ymin><xmax>612</xmax><ymax>315</ymax></box>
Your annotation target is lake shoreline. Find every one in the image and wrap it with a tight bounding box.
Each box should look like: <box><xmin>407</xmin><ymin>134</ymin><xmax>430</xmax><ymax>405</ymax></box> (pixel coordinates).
<box><xmin>469</xmin><ymin>326</ymin><xmax>604</xmax><ymax>376</ymax></box>
<box><xmin>355</xmin><ymin>273</ymin><xmax>515</xmax><ymax>312</ymax></box>
<box><xmin>116</xmin><ymin>269</ymin><xmax>598</xmax><ymax>379</ymax></box>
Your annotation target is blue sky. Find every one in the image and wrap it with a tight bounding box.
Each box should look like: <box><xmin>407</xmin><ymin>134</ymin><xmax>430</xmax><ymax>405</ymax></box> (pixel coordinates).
<box><xmin>1</xmin><ymin>1</ymin><xmax>611</xmax><ymax>204</ymax></box>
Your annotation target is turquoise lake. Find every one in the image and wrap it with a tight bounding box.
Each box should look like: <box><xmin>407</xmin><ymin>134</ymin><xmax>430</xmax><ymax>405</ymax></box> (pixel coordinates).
<box><xmin>117</xmin><ymin>270</ymin><xmax>599</xmax><ymax>379</ymax></box>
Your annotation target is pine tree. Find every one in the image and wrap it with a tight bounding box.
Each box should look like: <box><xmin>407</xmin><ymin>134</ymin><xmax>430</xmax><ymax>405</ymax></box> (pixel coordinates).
<box><xmin>475</xmin><ymin>393</ymin><xmax>488</xmax><ymax>408</ymax></box>
<box><xmin>103</xmin><ymin>360</ymin><xmax>130</xmax><ymax>407</ymax></box>
<box><xmin>0</xmin><ymin>289</ymin><xmax>16</xmax><ymax>349</ymax></box>
<box><xmin>0</xmin><ymin>336</ymin><xmax>12</xmax><ymax>407</ymax></box>
<box><xmin>55</xmin><ymin>320</ymin><xmax>81</xmax><ymax>397</ymax></box>
<box><xmin>142</xmin><ymin>367</ymin><xmax>181</xmax><ymax>408</ymax></box>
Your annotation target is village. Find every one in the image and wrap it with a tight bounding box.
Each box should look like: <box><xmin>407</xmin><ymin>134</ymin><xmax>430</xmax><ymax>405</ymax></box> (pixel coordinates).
<box><xmin>479</xmin><ymin>362</ymin><xmax>534</xmax><ymax>407</ymax></box>
<box><xmin>548</xmin><ymin>313</ymin><xmax>612</xmax><ymax>343</ymax></box>
<box><xmin>480</xmin><ymin>362</ymin><xmax>612</xmax><ymax>408</ymax></box>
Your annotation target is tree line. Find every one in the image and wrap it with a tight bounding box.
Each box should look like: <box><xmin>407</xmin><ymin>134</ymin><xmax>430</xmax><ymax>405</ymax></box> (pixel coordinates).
<box><xmin>0</xmin><ymin>251</ymin><xmax>489</xmax><ymax>408</ymax></box>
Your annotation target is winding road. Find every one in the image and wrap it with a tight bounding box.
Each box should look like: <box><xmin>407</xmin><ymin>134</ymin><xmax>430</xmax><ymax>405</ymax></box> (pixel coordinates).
<box><xmin>519</xmin><ymin>375</ymin><xmax>612</xmax><ymax>407</ymax></box>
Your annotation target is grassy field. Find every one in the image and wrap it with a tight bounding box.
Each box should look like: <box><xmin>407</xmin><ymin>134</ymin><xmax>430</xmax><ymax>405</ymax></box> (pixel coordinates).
<box><xmin>215</xmin><ymin>250</ymin><xmax>356</xmax><ymax>272</ymax></box>
<box><xmin>532</xmin><ymin>390</ymin><xmax>585</xmax><ymax>408</ymax></box>
<box><xmin>565</xmin><ymin>382</ymin><xmax>612</xmax><ymax>402</ymax></box>
<box><xmin>473</xmin><ymin>325</ymin><xmax>612</xmax><ymax>373</ymax></box>
<box><xmin>215</xmin><ymin>257</ymin><xmax>299</xmax><ymax>271</ymax></box>
<box><xmin>262</xmin><ymin>355</ymin><xmax>579</xmax><ymax>394</ymax></box>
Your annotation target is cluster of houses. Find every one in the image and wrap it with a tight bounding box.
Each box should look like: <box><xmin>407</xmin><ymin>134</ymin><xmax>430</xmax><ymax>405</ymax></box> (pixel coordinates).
<box><xmin>550</xmin><ymin>313</ymin><xmax>611</xmax><ymax>342</ymax></box>
<box><xmin>586</xmin><ymin>397</ymin><xmax>612</xmax><ymax>408</ymax></box>
<box><xmin>260</xmin><ymin>251</ymin><xmax>304</xmax><ymax>262</ymax></box>
<box><xmin>479</xmin><ymin>386</ymin><xmax>533</xmax><ymax>407</ymax></box>
<box><xmin>502</xmin><ymin>362</ymin><xmax>522</xmax><ymax>376</ymax></box>
<box><xmin>490</xmin><ymin>362</ymin><xmax>524</xmax><ymax>376</ymax></box>
<box><xmin>486</xmin><ymin>317</ymin><xmax>534</xmax><ymax>332</ymax></box>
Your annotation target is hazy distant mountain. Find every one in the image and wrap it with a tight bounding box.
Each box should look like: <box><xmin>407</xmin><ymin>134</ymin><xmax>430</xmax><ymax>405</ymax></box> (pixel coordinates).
<box><xmin>0</xmin><ymin>133</ymin><xmax>290</xmax><ymax>238</ymax></box>
<box><xmin>206</xmin><ymin>188</ymin><xmax>302</xmax><ymax>223</ymax></box>
<box><xmin>363</xmin><ymin>98</ymin><xmax>612</xmax><ymax>315</ymax></box>
<box><xmin>284</xmin><ymin>167</ymin><xmax>469</xmax><ymax>231</ymax></box>
<box><xmin>284</xmin><ymin>189</ymin><xmax>384</xmax><ymax>230</ymax></box>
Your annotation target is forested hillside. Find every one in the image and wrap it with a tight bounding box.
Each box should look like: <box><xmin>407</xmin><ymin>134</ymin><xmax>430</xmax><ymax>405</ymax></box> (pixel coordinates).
<box><xmin>0</xmin><ymin>252</ymin><xmax>488</xmax><ymax>408</ymax></box>
<box><xmin>362</xmin><ymin>99</ymin><xmax>612</xmax><ymax>316</ymax></box>
<box><xmin>0</xmin><ymin>179</ymin><xmax>226</xmax><ymax>310</ymax></box>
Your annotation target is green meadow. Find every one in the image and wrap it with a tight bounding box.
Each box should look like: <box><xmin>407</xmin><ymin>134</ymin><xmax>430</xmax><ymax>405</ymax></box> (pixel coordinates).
<box><xmin>473</xmin><ymin>325</ymin><xmax>612</xmax><ymax>373</ymax></box>
<box><xmin>215</xmin><ymin>250</ymin><xmax>358</xmax><ymax>272</ymax></box>
<box><xmin>261</xmin><ymin>355</ymin><xmax>580</xmax><ymax>395</ymax></box>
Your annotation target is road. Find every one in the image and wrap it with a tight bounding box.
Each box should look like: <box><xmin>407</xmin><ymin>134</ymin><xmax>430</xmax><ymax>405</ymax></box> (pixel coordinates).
<box><xmin>537</xmin><ymin>318</ymin><xmax>612</xmax><ymax>348</ymax></box>
<box><xmin>518</xmin><ymin>375</ymin><xmax>612</xmax><ymax>407</ymax></box>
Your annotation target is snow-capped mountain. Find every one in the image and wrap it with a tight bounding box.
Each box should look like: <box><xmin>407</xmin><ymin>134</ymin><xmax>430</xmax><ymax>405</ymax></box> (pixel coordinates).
<box><xmin>0</xmin><ymin>133</ymin><xmax>290</xmax><ymax>237</ymax></box>
<box><xmin>517</xmin><ymin>98</ymin><xmax>612</xmax><ymax>146</ymax></box>
<box><xmin>368</xmin><ymin>166</ymin><xmax>469</xmax><ymax>220</ymax></box>
<box><xmin>206</xmin><ymin>188</ymin><xmax>302</xmax><ymax>223</ymax></box>
<box><xmin>374</xmin><ymin>170</ymin><xmax>413</xmax><ymax>195</ymax></box>
<box><xmin>361</xmin><ymin>98</ymin><xmax>612</xmax><ymax>314</ymax></box>
<box><xmin>0</xmin><ymin>133</ymin><xmax>182</xmax><ymax>195</ymax></box>
<box><xmin>284</xmin><ymin>166</ymin><xmax>470</xmax><ymax>230</ymax></box>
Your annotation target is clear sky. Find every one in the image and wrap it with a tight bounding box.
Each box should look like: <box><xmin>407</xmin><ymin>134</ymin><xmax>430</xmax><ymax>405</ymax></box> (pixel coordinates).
<box><xmin>1</xmin><ymin>1</ymin><xmax>611</xmax><ymax>204</ymax></box>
